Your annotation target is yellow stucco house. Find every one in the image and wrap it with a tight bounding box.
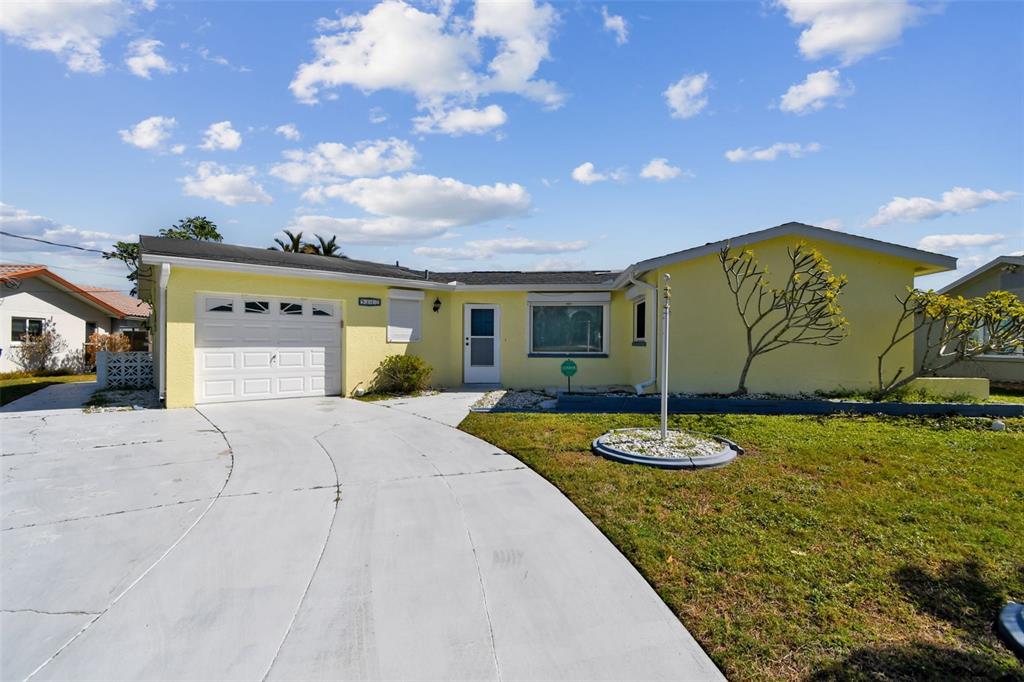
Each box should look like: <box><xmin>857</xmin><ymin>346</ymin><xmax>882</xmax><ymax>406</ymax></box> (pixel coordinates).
<box><xmin>139</xmin><ymin>222</ymin><xmax>956</xmax><ymax>408</ymax></box>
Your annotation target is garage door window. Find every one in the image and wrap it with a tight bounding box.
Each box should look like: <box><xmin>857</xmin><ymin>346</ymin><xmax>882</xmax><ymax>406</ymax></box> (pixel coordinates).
<box><xmin>244</xmin><ymin>300</ymin><xmax>270</xmax><ymax>314</ymax></box>
<box><xmin>206</xmin><ymin>298</ymin><xmax>233</xmax><ymax>313</ymax></box>
<box><xmin>312</xmin><ymin>302</ymin><xmax>334</xmax><ymax>317</ymax></box>
<box><xmin>280</xmin><ymin>302</ymin><xmax>303</xmax><ymax>315</ymax></box>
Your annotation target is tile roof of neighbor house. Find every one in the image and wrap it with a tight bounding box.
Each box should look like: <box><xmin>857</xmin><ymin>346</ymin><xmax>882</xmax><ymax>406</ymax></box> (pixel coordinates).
<box><xmin>0</xmin><ymin>263</ymin><xmax>44</xmax><ymax>277</ymax></box>
<box><xmin>139</xmin><ymin>221</ymin><xmax>958</xmax><ymax>289</ymax></box>
<box><xmin>0</xmin><ymin>263</ymin><xmax>149</xmax><ymax>318</ymax></box>
<box><xmin>138</xmin><ymin>236</ymin><xmax>618</xmax><ymax>286</ymax></box>
<box><xmin>79</xmin><ymin>286</ymin><xmax>152</xmax><ymax>318</ymax></box>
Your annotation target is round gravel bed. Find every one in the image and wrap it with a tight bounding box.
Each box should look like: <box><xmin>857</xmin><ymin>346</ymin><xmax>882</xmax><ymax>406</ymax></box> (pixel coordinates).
<box><xmin>593</xmin><ymin>428</ymin><xmax>742</xmax><ymax>469</ymax></box>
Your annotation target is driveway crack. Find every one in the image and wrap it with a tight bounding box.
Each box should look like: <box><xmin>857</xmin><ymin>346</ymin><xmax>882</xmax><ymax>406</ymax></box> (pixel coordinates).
<box><xmin>391</xmin><ymin>429</ymin><xmax>504</xmax><ymax>682</ymax></box>
<box><xmin>260</xmin><ymin>425</ymin><xmax>342</xmax><ymax>681</ymax></box>
<box><xmin>23</xmin><ymin>408</ymin><xmax>236</xmax><ymax>682</ymax></box>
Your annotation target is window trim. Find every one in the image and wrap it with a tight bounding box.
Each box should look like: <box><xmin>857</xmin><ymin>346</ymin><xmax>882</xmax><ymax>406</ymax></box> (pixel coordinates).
<box><xmin>633</xmin><ymin>298</ymin><xmax>648</xmax><ymax>343</ymax></box>
<box><xmin>527</xmin><ymin>300</ymin><xmax>610</xmax><ymax>356</ymax></box>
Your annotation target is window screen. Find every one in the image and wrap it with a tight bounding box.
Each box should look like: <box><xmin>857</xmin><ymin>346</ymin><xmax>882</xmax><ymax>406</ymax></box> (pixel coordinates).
<box><xmin>388</xmin><ymin>298</ymin><xmax>422</xmax><ymax>342</ymax></box>
<box><xmin>531</xmin><ymin>305</ymin><xmax>604</xmax><ymax>353</ymax></box>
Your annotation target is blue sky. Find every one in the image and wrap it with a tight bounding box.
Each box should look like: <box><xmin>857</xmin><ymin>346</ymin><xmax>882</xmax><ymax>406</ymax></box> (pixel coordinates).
<box><xmin>1</xmin><ymin>0</ymin><xmax>1021</xmax><ymax>293</ymax></box>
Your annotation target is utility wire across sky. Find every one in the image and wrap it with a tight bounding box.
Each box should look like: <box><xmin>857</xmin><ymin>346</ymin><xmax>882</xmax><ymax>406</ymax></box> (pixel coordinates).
<box><xmin>0</xmin><ymin>230</ymin><xmax>109</xmax><ymax>254</ymax></box>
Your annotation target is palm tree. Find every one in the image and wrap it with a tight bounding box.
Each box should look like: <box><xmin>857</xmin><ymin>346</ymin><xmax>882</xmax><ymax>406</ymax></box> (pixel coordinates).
<box><xmin>314</xmin><ymin>234</ymin><xmax>345</xmax><ymax>258</ymax></box>
<box><xmin>272</xmin><ymin>230</ymin><xmax>304</xmax><ymax>252</ymax></box>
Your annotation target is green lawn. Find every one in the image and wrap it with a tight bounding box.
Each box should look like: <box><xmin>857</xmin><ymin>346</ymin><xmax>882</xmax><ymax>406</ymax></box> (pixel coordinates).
<box><xmin>461</xmin><ymin>412</ymin><xmax>1024</xmax><ymax>681</ymax></box>
<box><xmin>0</xmin><ymin>374</ymin><xmax>95</xmax><ymax>406</ymax></box>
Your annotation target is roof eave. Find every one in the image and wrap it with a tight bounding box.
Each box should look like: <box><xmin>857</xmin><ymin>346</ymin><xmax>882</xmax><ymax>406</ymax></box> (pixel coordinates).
<box><xmin>936</xmin><ymin>255</ymin><xmax>1024</xmax><ymax>294</ymax></box>
<box><xmin>620</xmin><ymin>223</ymin><xmax>957</xmax><ymax>283</ymax></box>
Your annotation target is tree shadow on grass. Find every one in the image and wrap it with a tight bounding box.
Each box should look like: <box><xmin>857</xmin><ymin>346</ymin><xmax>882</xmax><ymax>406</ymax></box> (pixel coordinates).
<box><xmin>807</xmin><ymin>641</ymin><xmax>1023</xmax><ymax>681</ymax></box>
<box><xmin>896</xmin><ymin>559</ymin><xmax>1009</xmax><ymax>634</ymax></box>
<box><xmin>808</xmin><ymin>559</ymin><xmax>1024</xmax><ymax>680</ymax></box>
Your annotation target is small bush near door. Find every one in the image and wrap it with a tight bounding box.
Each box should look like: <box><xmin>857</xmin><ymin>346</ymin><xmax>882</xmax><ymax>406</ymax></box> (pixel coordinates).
<box><xmin>370</xmin><ymin>355</ymin><xmax>433</xmax><ymax>394</ymax></box>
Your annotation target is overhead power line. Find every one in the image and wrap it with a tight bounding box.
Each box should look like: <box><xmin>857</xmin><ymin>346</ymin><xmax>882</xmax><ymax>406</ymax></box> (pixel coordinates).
<box><xmin>0</xmin><ymin>230</ymin><xmax>109</xmax><ymax>254</ymax></box>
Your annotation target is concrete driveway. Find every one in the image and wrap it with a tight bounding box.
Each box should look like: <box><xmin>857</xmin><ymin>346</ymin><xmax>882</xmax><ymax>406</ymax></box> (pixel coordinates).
<box><xmin>1</xmin><ymin>393</ymin><xmax>722</xmax><ymax>681</ymax></box>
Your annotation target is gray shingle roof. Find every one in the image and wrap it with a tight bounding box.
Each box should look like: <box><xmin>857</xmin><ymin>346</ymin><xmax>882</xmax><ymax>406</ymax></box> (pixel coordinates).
<box><xmin>139</xmin><ymin>236</ymin><xmax>617</xmax><ymax>287</ymax></box>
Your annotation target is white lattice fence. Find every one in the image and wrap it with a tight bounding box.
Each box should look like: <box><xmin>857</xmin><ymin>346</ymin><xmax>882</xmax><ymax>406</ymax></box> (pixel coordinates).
<box><xmin>97</xmin><ymin>351</ymin><xmax>154</xmax><ymax>389</ymax></box>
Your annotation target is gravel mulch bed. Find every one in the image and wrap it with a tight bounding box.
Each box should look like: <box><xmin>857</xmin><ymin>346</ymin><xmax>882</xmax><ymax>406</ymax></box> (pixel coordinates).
<box><xmin>599</xmin><ymin>428</ymin><xmax>723</xmax><ymax>459</ymax></box>
<box><xmin>473</xmin><ymin>389</ymin><xmax>554</xmax><ymax>410</ymax></box>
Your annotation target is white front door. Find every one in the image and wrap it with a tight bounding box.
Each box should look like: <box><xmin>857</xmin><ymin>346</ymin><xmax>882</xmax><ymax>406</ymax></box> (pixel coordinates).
<box><xmin>194</xmin><ymin>294</ymin><xmax>342</xmax><ymax>404</ymax></box>
<box><xmin>464</xmin><ymin>304</ymin><xmax>500</xmax><ymax>384</ymax></box>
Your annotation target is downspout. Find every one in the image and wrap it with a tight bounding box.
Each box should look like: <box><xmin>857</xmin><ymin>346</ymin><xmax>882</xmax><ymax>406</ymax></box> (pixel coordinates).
<box><xmin>157</xmin><ymin>263</ymin><xmax>171</xmax><ymax>403</ymax></box>
<box><xmin>628</xmin><ymin>271</ymin><xmax>658</xmax><ymax>395</ymax></box>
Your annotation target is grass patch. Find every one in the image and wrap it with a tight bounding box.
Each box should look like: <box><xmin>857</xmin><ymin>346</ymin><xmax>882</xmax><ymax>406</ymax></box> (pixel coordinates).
<box><xmin>0</xmin><ymin>373</ymin><xmax>95</xmax><ymax>406</ymax></box>
<box><xmin>461</xmin><ymin>411</ymin><xmax>1024</xmax><ymax>681</ymax></box>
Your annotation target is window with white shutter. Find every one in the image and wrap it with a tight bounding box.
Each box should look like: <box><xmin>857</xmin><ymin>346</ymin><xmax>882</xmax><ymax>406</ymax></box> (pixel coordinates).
<box><xmin>387</xmin><ymin>290</ymin><xmax>424</xmax><ymax>342</ymax></box>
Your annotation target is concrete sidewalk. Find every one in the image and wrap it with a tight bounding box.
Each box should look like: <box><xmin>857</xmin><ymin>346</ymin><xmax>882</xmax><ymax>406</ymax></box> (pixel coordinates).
<box><xmin>2</xmin><ymin>395</ymin><xmax>723</xmax><ymax>681</ymax></box>
<box><xmin>0</xmin><ymin>380</ymin><xmax>99</xmax><ymax>413</ymax></box>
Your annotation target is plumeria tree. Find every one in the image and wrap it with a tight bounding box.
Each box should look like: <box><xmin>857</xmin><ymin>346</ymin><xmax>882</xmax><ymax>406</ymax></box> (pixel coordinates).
<box><xmin>719</xmin><ymin>243</ymin><xmax>849</xmax><ymax>395</ymax></box>
<box><xmin>877</xmin><ymin>289</ymin><xmax>1024</xmax><ymax>397</ymax></box>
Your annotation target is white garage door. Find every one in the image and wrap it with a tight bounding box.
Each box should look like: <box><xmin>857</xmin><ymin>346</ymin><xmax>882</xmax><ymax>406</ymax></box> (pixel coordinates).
<box><xmin>194</xmin><ymin>294</ymin><xmax>342</xmax><ymax>404</ymax></box>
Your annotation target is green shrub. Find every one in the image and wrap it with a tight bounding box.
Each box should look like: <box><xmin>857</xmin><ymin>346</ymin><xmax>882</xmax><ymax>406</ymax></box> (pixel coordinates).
<box><xmin>370</xmin><ymin>354</ymin><xmax>433</xmax><ymax>394</ymax></box>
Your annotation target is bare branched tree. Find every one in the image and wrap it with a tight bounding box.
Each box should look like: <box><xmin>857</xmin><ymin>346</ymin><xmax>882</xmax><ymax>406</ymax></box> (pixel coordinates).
<box><xmin>719</xmin><ymin>243</ymin><xmax>849</xmax><ymax>395</ymax></box>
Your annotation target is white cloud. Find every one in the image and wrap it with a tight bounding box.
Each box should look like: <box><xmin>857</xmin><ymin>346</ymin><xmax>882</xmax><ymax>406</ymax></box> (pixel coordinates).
<box><xmin>571</xmin><ymin>162</ymin><xmax>624</xmax><ymax>185</ymax></box>
<box><xmin>0</xmin><ymin>203</ymin><xmax>138</xmax><ymax>289</ymax></box>
<box><xmin>118</xmin><ymin>115</ymin><xmax>180</xmax><ymax>152</ymax></box>
<box><xmin>414</xmin><ymin>236</ymin><xmax>587</xmax><ymax>260</ymax></box>
<box><xmin>181</xmin><ymin>162</ymin><xmax>271</xmax><ymax>206</ymax></box>
<box><xmin>776</xmin><ymin>0</ymin><xmax>923</xmax><ymax>65</ymax></box>
<box><xmin>818</xmin><ymin>218</ymin><xmax>843</xmax><ymax>230</ymax></box>
<box><xmin>369</xmin><ymin>107</ymin><xmax>388</xmax><ymax>124</ymax></box>
<box><xmin>869</xmin><ymin>187</ymin><xmax>1018</xmax><ymax>227</ymax></box>
<box><xmin>664</xmin><ymin>72</ymin><xmax>709</xmax><ymax>119</ymax></box>
<box><xmin>124</xmin><ymin>38</ymin><xmax>175</xmax><ymax>78</ymax></box>
<box><xmin>270</xmin><ymin>138</ymin><xmax>417</xmax><ymax>185</ymax></box>
<box><xmin>0</xmin><ymin>202</ymin><xmax>129</xmax><ymax>252</ymax></box>
<box><xmin>532</xmin><ymin>256</ymin><xmax>585</xmax><ymax>271</ymax></box>
<box><xmin>724</xmin><ymin>142</ymin><xmax>821</xmax><ymax>162</ymax></box>
<box><xmin>197</xmin><ymin>46</ymin><xmax>250</xmax><ymax>72</ymax></box>
<box><xmin>601</xmin><ymin>6</ymin><xmax>628</xmax><ymax>45</ymax></box>
<box><xmin>778</xmin><ymin>69</ymin><xmax>851</xmax><ymax>114</ymax></box>
<box><xmin>916</xmin><ymin>233</ymin><xmax>1006</xmax><ymax>253</ymax></box>
<box><xmin>275</xmin><ymin>124</ymin><xmax>301</xmax><ymax>141</ymax></box>
<box><xmin>200</xmin><ymin>120</ymin><xmax>242</xmax><ymax>151</ymax></box>
<box><xmin>0</xmin><ymin>0</ymin><xmax>132</xmax><ymax>73</ymax></box>
<box><xmin>289</xmin><ymin>173</ymin><xmax>531</xmax><ymax>244</ymax></box>
<box><xmin>413</xmin><ymin>104</ymin><xmax>508</xmax><ymax>135</ymax></box>
<box><xmin>640</xmin><ymin>158</ymin><xmax>690</xmax><ymax>181</ymax></box>
<box><xmin>290</xmin><ymin>0</ymin><xmax>563</xmax><ymax>120</ymax></box>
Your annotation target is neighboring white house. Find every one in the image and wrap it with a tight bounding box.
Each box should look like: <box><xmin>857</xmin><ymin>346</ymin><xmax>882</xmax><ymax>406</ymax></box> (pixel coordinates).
<box><xmin>0</xmin><ymin>264</ymin><xmax>151</xmax><ymax>373</ymax></box>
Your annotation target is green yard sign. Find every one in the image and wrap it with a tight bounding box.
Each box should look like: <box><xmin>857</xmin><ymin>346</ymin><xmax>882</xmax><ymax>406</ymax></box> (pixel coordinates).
<box><xmin>561</xmin><ymin>359</ymin><xmax>577</xmax><ymax>393</ymax></box>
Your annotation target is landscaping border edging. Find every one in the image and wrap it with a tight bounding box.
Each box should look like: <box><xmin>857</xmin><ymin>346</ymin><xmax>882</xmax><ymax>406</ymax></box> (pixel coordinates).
<box><xmin>998</xmin><ymin>602</ymin><xmax>1024</xmax><ymax>659</ymax></box>
<box><xmin>592</xmin><ymin>429</ymin><xmax>742</xmax><ymax>470</ymax></box>
<box><xmin>558</xmin><ymin>394</ymin><xmax>1024</xmax><ymax>418</ymax></box>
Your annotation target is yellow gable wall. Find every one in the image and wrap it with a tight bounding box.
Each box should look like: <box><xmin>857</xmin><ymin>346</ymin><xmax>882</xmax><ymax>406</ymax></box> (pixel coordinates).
<box><xmin>653</xmin><ymin>236</ymin><xmax>918</xmax><ymax>394</ymax></box>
